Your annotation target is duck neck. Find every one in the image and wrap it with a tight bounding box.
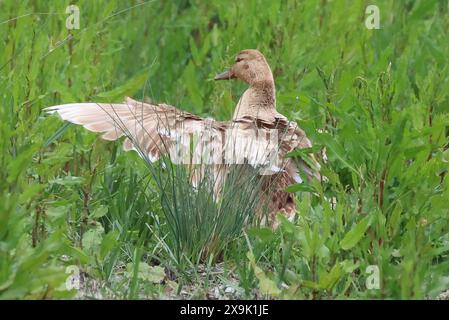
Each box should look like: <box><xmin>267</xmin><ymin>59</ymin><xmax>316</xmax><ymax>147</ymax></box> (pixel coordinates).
<box><xmin>233</xmin><ymin>79</ymin><xmax>276</xmax><ymax>120</ymax></box>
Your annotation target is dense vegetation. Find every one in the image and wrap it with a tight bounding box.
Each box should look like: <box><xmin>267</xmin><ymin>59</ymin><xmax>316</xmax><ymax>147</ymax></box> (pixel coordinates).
<box><xmin>1</xmin><ymin>0</ymin><xmax>448</xmax><ymax>299</ymax></box>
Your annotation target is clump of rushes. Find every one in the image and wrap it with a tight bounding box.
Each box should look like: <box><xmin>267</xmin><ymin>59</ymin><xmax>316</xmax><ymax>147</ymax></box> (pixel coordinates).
<box><xmin>155</xmin><ymin>160</ymin><xmax>264</xmax><ymax>265</ymax></box>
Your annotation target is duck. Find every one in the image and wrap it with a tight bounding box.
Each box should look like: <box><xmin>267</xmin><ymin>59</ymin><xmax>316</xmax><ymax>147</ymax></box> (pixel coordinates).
<box><xmin>45</xmin><ymin>49</ymin><xmax>322</xmax><ymax>228</ymax></box>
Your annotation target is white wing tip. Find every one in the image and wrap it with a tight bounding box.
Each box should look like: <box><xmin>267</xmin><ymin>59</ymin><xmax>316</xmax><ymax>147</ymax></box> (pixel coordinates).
<box><xmin>43</xmin><ymin>103</ymin><xmax>100</xmax><ymax>113</ymax></box>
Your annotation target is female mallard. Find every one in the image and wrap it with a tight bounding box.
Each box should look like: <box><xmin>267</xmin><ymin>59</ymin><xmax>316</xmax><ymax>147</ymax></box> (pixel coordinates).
<box><xmin>45</xmin><ymin>49</ymin><xmax>322</xmax><ymax>228</ymax></box>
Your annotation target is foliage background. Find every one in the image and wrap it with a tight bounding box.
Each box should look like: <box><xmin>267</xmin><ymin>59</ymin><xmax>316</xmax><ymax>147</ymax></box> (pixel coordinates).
<box><xmin>1</xmin><ymin>0</ymin><xmax>448</xmax><ymax>299</ymax></box>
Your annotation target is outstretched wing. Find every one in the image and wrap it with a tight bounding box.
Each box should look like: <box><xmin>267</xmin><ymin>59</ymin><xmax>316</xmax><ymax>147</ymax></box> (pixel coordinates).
<box><xmin>44</xmin><ymin>97</ymin><xmax>226</xmax><ymax>164</ymax></box>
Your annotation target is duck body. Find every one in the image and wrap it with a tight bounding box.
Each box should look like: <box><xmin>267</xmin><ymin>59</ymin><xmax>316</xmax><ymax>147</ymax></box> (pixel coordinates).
<box><xmin>45</xmin><ymin>49</ymin><xmax>321</xmax><ymax>227</ymax></box>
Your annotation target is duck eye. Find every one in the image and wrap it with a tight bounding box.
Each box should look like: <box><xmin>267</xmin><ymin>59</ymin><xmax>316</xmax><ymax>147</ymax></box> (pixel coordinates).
<box><xmin>235</xmin><ymin>57</ymin><xmax>243</xmax><ymax>63</ymax></box>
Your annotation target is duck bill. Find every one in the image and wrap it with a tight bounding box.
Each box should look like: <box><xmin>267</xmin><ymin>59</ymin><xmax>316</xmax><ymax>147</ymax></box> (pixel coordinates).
<box><xmin>214</xmin><ymin>69</ymin><xmax>235</xmax><ymax>80</ymax></box>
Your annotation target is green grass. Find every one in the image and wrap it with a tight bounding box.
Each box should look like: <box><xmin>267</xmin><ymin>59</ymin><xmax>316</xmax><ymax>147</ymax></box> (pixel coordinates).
<box><xmin>1</xmin><ymin>0</ymin><xmax>449</xmax><ymax>299</ymax></box>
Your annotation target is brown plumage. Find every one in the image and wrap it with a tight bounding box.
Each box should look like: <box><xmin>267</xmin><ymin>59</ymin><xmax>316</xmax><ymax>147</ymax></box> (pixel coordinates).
<box><xmin>45</xmin><ymin>49</ymin><xmax>321</xmax><ymax>228</ymax></box>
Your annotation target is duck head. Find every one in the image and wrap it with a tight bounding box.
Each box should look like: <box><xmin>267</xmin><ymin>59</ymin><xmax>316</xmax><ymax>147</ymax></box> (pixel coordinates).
<box><xmin>214</xmin><ymin>49</ymin><xmax>274</xmax><ymax>86</ymax></box>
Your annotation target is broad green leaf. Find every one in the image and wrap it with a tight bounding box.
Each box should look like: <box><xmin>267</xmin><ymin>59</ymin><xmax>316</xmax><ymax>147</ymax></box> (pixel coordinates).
<box><xmin>285</xmin><ymin>183</ymin><xmax>316</xmax><ymax>193</ymax></box>
<box><xmin>100</xmin><ymin>231</ymin><xmax>118</xmax><ymax>261</ymax></box>
<box><xmin>90</xmin><ymin>205</ymin><xmax>108</xmax><ymax>219</ymax></box>
<box><xmin>319</xmin><ymin>263</ymin><xmax>343</xmax><ymax>290</ymax></box>
<box><xmin>247</xmin><ymin>227</ymin><xmax>276</xmax><ymax>243</ymax></box>
<box><xmin>339</xmin><ymin>215</ymin><xmax>372</xmax><ymax>250</ymax></box>
<box><xmin>247</xmin><ymin>251</ymin><xmax>281</xmax><ymax>297</ymax></box>
<box><xmin>125</xmin><ymin>263</ymin><xmax>165</xmax><ymax>284</ymax></box>
<box><xmin>277</xmin><ymin>214</ymin><xmax>297</xmax><ymax>234</ymax></box>
<box><xmin>95</xmin><ymin>71</ymin><xmax>149</xmax><ymax>102</ymax></box>
<box><xmin>81</xmin><ymin>226</ymin><xmax>104</xmax><ymax>253</ymax></box>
